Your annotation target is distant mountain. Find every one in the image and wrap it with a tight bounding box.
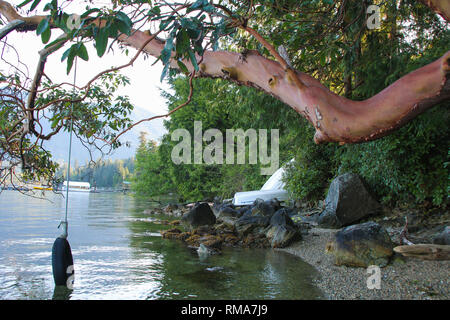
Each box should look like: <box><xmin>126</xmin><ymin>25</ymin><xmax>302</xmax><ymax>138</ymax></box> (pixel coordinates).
<box><xmin>43</xmin><ymin>105</ymin><xmax>167</xmax><ymax>165</ymax></box>
<box><xmin>1</xmin><ymin>86</ymin><xmax>168</xmax><ymax>165</ymax></box>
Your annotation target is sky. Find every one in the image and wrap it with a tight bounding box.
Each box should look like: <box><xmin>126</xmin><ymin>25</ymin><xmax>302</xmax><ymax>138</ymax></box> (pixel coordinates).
<box><xmin>1</xmin><ymin>0</ymin><xmax>171</xmax><ymax>164</ymax></box>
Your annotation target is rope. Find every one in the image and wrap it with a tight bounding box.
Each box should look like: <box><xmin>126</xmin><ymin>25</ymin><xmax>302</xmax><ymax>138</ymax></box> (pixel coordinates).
<box><xmin>60</xmin><ymin>55</ymin><xmax>78</xmax><ymax>239</ymax></box>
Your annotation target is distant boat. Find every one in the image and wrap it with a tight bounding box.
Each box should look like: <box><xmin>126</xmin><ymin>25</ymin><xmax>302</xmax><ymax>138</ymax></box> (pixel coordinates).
<box><xmin>32</xmin><ymin>185</ymin><xmax>53</xmax><ymax>191</ymax></box>
<box><xmin>62</xmin><ymin>181</ymin><xmax>91</xmax><ymax>193</ymax></box>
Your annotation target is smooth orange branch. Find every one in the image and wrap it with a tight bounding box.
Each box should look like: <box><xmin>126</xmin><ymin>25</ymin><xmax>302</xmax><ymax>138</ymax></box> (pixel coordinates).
<box><xmin>123</xmin><ymin>28</ymin><xmax>450</xmax><ymax>143</ymax></box>
<box><xmin>241</xmin><ymin>25</ymin><xmax>307</xmax><ymax>91</ymax></box>
<box><xmin>0</xmin><ymin>1</ymin><xmax>46</xmax><ymax>28</ymax></box>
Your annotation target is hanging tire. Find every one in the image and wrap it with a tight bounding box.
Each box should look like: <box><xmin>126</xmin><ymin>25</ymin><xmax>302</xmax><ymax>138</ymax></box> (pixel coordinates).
<box><xmin>52</xmin><ymin>237</ymin><xmax>74</xmax><ymax>287</ymax></box>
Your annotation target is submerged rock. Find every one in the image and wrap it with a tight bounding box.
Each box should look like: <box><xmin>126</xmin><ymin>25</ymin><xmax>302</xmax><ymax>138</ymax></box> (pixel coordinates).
<box><xmin>266</xmin><ymin>209</ymin><xmax>301</xmax><ymax>248</ymax></box>
<box><xmin>181</xmin><ymin>202</ymin><xmax>216</xmax><ymax>228</ymax></box>
<box><xmin>317</xmin><ymin>173</ymin><xmax>381</xmax><ymax>228</ymax></box>
<box><xmin>161</xmin><ymin>228</ymin><xmax>183</xmax><ymax>240</ymax></box>
<box><xmin>197</xmin><ymin>243</ymin><xmax>220</xmax><ymax>260</ymax></box>
<box><xmin>200</xmin><ymin>234</ymin><xmax>223</xmax><ymax>250</ymax></box>
<box><xmin>326</xmin><ymin>221</ymin><xmax>394</xmax><ymax>267</ymax></box>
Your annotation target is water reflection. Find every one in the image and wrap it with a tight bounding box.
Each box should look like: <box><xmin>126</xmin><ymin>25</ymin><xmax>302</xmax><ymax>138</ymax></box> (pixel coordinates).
<box><xmin>0</xmin><ymin>190</ymin><xmax>322</xmax><ymax>300</ymax></box>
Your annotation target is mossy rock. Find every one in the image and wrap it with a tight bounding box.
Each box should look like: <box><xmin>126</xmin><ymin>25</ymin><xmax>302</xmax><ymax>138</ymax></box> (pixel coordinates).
<box><xmin>200</xmin><ymin>235</ymin><xmax>223</xmax><ymax>249</ymax></box>
<box><xmin>161</xmin><ymin>228</ymin><xmax>182</xmax><ymax>239</ymax></box>
<box><xmin>327</xmin><ymin>221</ymin><xmax>394</xmax><ymax>267</ymax></box>
<box><xmin>185</xmin><ymin>234</ymin><xmax>202</xmax><ymax>246</ymax></box>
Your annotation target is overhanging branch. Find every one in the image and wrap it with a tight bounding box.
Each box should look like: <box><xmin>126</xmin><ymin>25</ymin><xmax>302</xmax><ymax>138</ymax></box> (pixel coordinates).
<box><xmin>0</xmin><ymin>0</ymin><xmax>449</xmax><ymax>145</ymax></box>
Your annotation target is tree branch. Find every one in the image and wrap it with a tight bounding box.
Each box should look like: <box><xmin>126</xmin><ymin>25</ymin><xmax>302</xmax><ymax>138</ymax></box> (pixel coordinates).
<box><xmin>123</xmin><ymin>28</ymin><xmax>449</xmax><ymax>144</ymax></box>
<box><xmin>0</xmin><ymin>0</ymin><xmax>449</xmax><ymax>145</ymax></box>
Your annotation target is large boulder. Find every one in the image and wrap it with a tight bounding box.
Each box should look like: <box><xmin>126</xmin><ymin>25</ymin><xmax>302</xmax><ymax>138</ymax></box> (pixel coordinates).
<box><xmin>234</xmin><ymin>198</ymin><xmax>280</xmax><ymax>236</ymax></box>
<box><xmin>326</xmin><ymin>221</ymin><xmax>394</xmax><ymax>267</ymax></box>
<box><xmin>317</xmin><ymin>173</ymin><xmax>381</xmax><ymax>228</ymax></box>
<box><xmin>433</xmin><ymin>226</ymin><xmax>450</xmax><ymax>245</ymax></box>
<box><xmin>265</xmin><ymin>209</ymin><xmax>301</xmax><ymax>248</ymax></box>
<box><xmin>212</xmin><ymin>202</ymin><xmax>230</xmax><ymax>215</ymax></box>
<box><xmin>235</xmin><ymin>215</ymin><xmax>270</xmax><ymax>236</ymax></box>
<box><xmin>181</xmin><ymin>202</ymin><xmax>216</xmax><ymax>228</ymax></box>
<box><xmin>216</xmin><ymin>206</ymin><xmax>240</xmax><ymax>229</ymax></box>
<box><xmin>250</xmin><ymin>199</ymin><xmax>277</xmax><ymax>217</ymax></box>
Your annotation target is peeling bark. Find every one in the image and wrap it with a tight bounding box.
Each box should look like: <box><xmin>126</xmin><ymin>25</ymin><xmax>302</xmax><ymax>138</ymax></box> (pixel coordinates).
<box><xmin>0</xmin><ymin>0</ymin><xmax>449</xmax><ymax>144</ymax></box>
<box><xmin>119</xmin><ymin>29</ymin><xmax>450</xmax><ymax>144</ymax></box>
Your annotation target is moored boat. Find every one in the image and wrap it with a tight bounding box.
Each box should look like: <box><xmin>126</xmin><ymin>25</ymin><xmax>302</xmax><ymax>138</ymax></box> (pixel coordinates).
<box><xmin>62</xmin><ymin>181</ymin><xmax>91</xmax><ymax>193</ymax></box>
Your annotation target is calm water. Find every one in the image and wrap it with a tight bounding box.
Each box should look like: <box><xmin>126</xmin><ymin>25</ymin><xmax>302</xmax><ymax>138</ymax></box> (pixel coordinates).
<box><xmin>0</xmin><ymin>190</ymin><xmax>322</xmax><ymax>300</ymax></box>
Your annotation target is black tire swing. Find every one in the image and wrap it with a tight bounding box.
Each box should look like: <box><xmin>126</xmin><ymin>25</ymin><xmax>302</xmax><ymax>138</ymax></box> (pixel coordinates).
<box><xmin>52</xmin><ymin>55</ymin><xmax>78</xmax><ymax>288</ymax></box>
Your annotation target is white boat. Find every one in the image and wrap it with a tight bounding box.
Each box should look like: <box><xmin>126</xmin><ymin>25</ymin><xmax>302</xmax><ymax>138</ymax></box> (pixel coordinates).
<box><xmin>62</xmin><ymin>181</ymin><xmax>91</xmax><ymax>193</ymax></box>
<box><xmin>232</xmin><ymin>159</ymin><xmax>294</xmax><ymax>206</ymax></box>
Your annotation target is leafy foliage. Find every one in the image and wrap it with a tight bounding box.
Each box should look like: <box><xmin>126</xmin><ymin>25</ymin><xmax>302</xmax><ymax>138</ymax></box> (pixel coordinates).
<box><xmin>132</xmin><ymin>1</ymin><xmax>449</xmax><ymax>207</ymax></box>
<box><xmin>2</xmin><ymin>1</ymin><xmax>448</xmax><ymax>208</ymax></box>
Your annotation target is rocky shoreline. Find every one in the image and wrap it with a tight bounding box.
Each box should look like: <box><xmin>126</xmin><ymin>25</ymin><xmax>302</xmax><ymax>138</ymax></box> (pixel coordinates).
<box><xmin>143</xmin><ymin>173</ymin><xmax>449</xmax><ymax>300</ymax></box>
<box><xmin>280</xmin><ymin>227</ymin><xmax>450</xmax><ymax>300</ymax></box>
<box><xmin>147</xmin><ymin>201</ymin><xmax>449</xmax><ymax>300</ymax></box>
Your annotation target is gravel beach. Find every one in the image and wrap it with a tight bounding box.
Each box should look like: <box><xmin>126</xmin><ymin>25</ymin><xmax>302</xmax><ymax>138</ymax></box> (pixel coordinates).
<box><xmin>279</xmin><ymin>227</ymin><xmax>450</xmax><ymax>300</ymax></box>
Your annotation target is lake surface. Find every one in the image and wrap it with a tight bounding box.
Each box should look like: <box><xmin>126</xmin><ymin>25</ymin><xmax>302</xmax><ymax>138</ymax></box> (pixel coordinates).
<box><xmin>0</xmin><ymin>190</ymin><xmax>322</xmax><ymax>300</ymax></box>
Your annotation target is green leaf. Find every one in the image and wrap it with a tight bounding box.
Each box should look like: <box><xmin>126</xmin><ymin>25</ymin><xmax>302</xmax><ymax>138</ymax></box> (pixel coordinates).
<box><xmin>77</xmin><ymin>43</ymin><xmax>89</xmax><ymax>61</ymax></box>
<box><xmin>158</xmin><ymin>48</ymin><xmax>172</xmax><ymax>70</ymax></box>
<box><xmin>50</xmin><ymin>115</ymin><xmax>60</xmax><ymax>129</ymax></box>
<box><xmin>41</xmin><ymin>26</ymin><xmax>51</xmax><ymax>44</ymax></box>
<box><xmin>66</xmin><ymin>49</ymin><xmax>76</xmax><ymax>74</ymax></box>
<box><xmin>175</xmin><ymin>29</ymin><xmax>190</xmax><ymax>55</ymax></box>
<box><xmin>95</xmin><ymin>27</ymin><xmax>109</xmax><ymax>57</ymax></box>
<box><xmin>36</xmin><ymin>18</ymin><xmax>49</xmax><ymax>35</ymax></box>
<box><xmin>63</xmin><ymin>44</ymin><xmax>79</xmax><ymax>74</ymax></box>
<box><xmin>116</xmin><ymin>20</ymin><xmax>131</xmax><ymax>36</ymax></box>
<box><xmin>188</xmin><ymin>49</ymin><xmax>199</xmax><ymax>72</ymax></box>
<box><xmin>61</xmin><ymin>46</ymin><xmax>72</xmax><ymax>62</ymax></box>
<box><xmin>43</xmin><ymin>2</ymin><xmax>54</xmax><ymax>11</ymax></box>
<box><xmin>18</xmin><ymin>0</ymin><xmax>34</xmax><ymax>8</ymax></box>
<box><xmin>160</xmin><ymin>63</ymin><xmax>169</xmax><ymax>82</ymax></box>
<box><xmin>189</xmin><ymin>0</ymin><xmax>208</xmax><ymax>11</ymax></box>
<box><xmin>81</xmin><ymin>8</ymin><xmax>101</xmax><ymax>19</ymax></box>
<box><xmin>116</xmin><ymin>11</ymin><xmax>132</xmax><ymax>28</ymax></box>
<box><xmin>177</xmin><ymin>60</ymin><xmax>189</xmax><ymax>74</ymax></box>
<box><xmin>160</xmin><ymin>35</ymin><xmax>174</xmax><ymax>65</ymax></box>
<box><xmin>203</xmin><ymin>4</ymin><xmax>215</xmax><ymax>13</ymax></box>
<box><xmin>159</xmin><ymin>16</ymin><xmax>175</xmax><ymax>31</ymax></box>
<box><xmin>148</xmin><ymin>6</ymin><xmax>161</xmax><ymax>17</ymax></box>
<box><xmin>29</xmin><ymin>0</ymin><xmax>42</xmax><ymax>11</ymax></box>
<box><xmin>108</xmin><ymin>23</ymin><xmax>119</xmax><ymax>38</ymax></box>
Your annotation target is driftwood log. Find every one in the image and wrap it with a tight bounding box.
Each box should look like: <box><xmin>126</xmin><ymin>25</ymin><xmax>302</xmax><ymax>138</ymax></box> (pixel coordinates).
<box><xmin>394</xmin><ymin>244</ymin><xmax>450</xmax><ymax>261</ymax></box>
